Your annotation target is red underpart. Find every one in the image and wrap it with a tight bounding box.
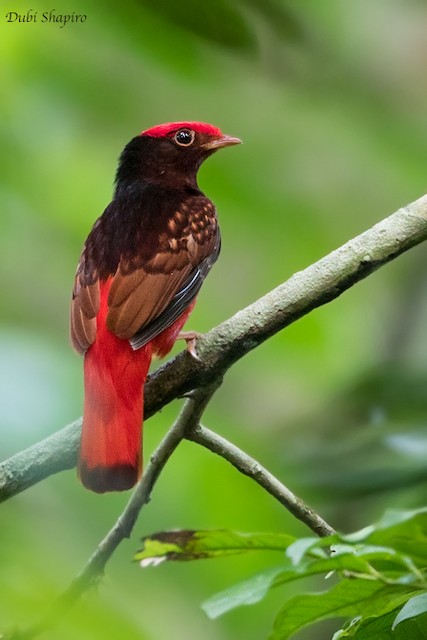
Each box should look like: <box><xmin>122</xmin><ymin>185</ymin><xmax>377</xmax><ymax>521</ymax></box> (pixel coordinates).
<box><xmin>151</xmin><ymin>298</ymin><xmax>196</xmax><ymax>358</ymax></box>
<box><xmin>141</xmin><ymin>121</ymin><xmax>222</xmax><ymax>139</ymax></box>
<box><xmin>79</xmin><ymin>280</ymin><xmax>196</xmax><ymax>493</ymax></box>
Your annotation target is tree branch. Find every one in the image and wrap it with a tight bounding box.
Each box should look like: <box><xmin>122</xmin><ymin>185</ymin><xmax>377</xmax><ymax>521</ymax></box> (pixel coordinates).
<box><xmin>1</xmin><ymin>193</ymin><xmax>427</xmax><ymax>501</ymax></box>
<box><xmin>187</xmin><ymin>424</ymin><xmax>335</xmax><ymax>537</ymax></box>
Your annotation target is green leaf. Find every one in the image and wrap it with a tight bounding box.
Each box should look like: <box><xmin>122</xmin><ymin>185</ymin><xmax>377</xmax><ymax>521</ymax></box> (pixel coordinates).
<box><xmin>202</xmin><ymin>520</ymin><xmax>426</xmax><ymax>620</ymax></box>
<box><xmin>135</xmin><ymin>530</ymin><xmax>296</xmax><ymax>565</ymax></box>
<box><xmin>291</xmin><ymin>508</ymin><xmax>427</xmax><ymax>571</ymax></box>
<box><xmin>334</xmin><ymin>607</ymin><xmax>427</xmax><ymax>639</ymax></box>
<box><xmin>269</xmin><ymin>580</ymin><xmax>418</xmax><ymax>640</ymax></box>
<box><xmin>392</xmin><ymin>592</ymin><xmax>427</xmax><ymax>629</ymax></box>
<box><xmin>202</xmin><ymin>566</ymin><xmax>286</xmax><ymax>619</ymax></box>
<box><xmin>203</xmin><ymin>551</ymin><xmax>387</xmax><ymax>619</ymax></box>
<box><xmin>333</xmin><ymin>507</ymin><xmax>427</xmax><ymax>544</ymax></box>
<box><xmin>344</xmin><ymin>508</ymin><xmax>427</xmax><ymax>567</ymax></box>
<box><xmin>286</xmin><ymin>537</ymin><xmax>322</xmax><ymax>565</ymax></box>
<box><xmin>137</xmin><ymin>509</ymin><xmax>427</xmax><ymax>638</ymax></box>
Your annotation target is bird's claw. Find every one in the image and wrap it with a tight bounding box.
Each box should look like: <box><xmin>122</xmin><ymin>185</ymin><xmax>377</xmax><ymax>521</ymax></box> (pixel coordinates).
<box><xmin>177</xmin><ymin>331</ymin><xmax>202</xmax><ymax>362</ymax></box>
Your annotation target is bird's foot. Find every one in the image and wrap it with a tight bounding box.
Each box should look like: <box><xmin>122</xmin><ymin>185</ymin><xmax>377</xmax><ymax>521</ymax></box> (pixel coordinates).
<box><xmin>178</xmin><ymin>331</ymin><xmax>202</xmax><ymax>361</ymax></box>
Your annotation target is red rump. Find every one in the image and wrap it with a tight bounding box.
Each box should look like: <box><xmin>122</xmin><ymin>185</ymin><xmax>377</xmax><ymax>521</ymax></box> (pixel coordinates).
<box><xmin>142</xmin><ymin>121</ymin><xmax>222</xmax><ymax>138</ymax></box>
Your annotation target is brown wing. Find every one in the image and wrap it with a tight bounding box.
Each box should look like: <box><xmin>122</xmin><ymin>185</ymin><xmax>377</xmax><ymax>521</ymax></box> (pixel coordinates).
<box><xmin>107</xmin><ymin>199</ymin><xmax>220</xmax><ymax>343</ymax></box>
<box><xmin>127</xmin><ymin>238</ymin><xmax>220</xmax><ymax>350</ymax></box>
<box><xmin>106</xmin><ymin>262</ymin><xmax>194</xmax><ymax>340</ymax></box>
<box><xmin>70</xmin><ymin>255</ymin><xmax>100</xmax><ymax>354</ymax></box>
<box><xmin>70</xmin><ymin>197</ymin><xmax>219</xmax><ymax>354</ymax></box>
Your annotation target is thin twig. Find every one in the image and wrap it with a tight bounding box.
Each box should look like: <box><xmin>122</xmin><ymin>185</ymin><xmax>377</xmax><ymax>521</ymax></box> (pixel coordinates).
<box><xmin>187</xmin><ymin>423</ymin><xmax>335</xmax><ymax>538</ymax></box>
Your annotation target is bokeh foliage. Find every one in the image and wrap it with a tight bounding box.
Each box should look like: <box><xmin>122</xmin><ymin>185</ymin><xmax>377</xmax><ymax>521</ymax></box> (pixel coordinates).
<box><xmin>1</xmin><ymin>1</ymin><xmax>427</xmax><ymax>638</ymax></box>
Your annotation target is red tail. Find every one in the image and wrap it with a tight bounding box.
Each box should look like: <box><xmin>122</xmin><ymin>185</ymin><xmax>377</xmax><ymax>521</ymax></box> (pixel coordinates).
<box><xmin>78</xmin><ymin>283</ymin><xmax>196</xmax><ymax>493</ymax></box>
<box><xmin>78</xmin><ymin>283</ymin><xmax>152</xmax><ymax>493</ymax></box>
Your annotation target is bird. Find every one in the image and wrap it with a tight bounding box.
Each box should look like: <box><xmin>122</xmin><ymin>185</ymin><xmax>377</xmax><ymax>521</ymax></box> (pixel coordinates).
<box><xmin>70</xmin><ymin>121</ymin><xmax>241</xmax><ymax>493</ymax></box>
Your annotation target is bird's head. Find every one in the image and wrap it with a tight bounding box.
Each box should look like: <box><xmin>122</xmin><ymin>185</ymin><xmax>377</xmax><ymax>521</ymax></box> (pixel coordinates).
<box><xmin>115</xmin><ymin>121</ymin><xmax>241</xmax><ymax>190</ymax></box>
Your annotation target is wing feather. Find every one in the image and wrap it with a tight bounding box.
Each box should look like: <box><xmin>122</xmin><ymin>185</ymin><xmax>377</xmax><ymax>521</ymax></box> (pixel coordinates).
<box><xmin>70</xmin><ymin>277</ymin><xmax>98</xmax><ymax>354</ymax></box>
<box><xmin>77</xmin><ymin>281</ymin><xmax>100</xmax><ymax>318</ymax></box>
<box><xmin>106</xmin><ymin>265</ymin><xmax>193</xmax><ymax>340</ymax></box>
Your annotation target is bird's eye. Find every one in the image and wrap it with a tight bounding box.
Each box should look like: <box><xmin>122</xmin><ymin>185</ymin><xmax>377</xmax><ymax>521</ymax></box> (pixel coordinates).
<box><xmin>173</xmin><ymin>129</ymin><xmax>195</xmax><ymax>147</ymax></box>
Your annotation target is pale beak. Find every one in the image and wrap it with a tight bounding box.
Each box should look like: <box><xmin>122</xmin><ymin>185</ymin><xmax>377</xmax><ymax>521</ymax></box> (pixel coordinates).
<box><xmin>203</xmin><ymin>134</ymin><xmax>242</xmax><ymax>150</ymax></box>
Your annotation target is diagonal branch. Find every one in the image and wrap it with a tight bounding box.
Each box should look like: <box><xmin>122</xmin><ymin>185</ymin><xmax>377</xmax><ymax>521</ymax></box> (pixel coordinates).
<box><xmin>187</xmin><ymin>423</ymin><xmax>335</xmax><ymax>537</ymax></box>
<box><xmin>1</xmin><ymin>193</ymin><xmax>427</xmax><ymax>501</ymax></box>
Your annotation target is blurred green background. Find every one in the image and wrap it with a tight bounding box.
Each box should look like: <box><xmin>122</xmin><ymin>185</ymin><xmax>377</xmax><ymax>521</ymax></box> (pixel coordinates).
<box><xmin>1</xmin><ymin>0</ymin><xmax>427</xmax><ymax>638</ymax></box>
